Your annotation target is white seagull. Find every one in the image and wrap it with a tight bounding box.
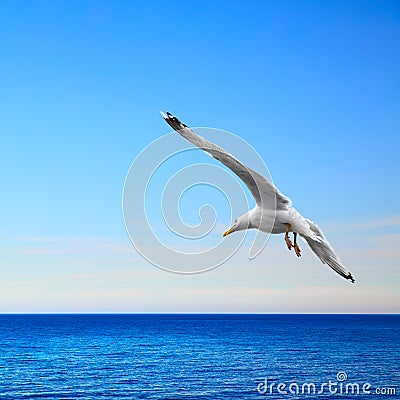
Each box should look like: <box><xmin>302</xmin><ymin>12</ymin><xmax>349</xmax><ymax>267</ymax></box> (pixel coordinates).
<box><xmin>160</xmin><ymin>111</ymin><xmax>355</xmax><ymax>283</ymax></box>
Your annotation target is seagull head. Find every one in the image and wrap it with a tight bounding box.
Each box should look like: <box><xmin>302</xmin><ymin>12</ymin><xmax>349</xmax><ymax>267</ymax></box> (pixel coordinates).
<box><xmin>223</xmin><ymin>215</ymin><xmax>250</xmax><ymax>237</ymax></box>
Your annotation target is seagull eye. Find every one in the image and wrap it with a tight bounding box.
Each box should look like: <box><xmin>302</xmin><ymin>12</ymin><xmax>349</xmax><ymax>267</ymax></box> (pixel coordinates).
<box><xmin>234</xmin><ymin>219</ymin><xmax>237</xmax><ymax>224</ymax></box>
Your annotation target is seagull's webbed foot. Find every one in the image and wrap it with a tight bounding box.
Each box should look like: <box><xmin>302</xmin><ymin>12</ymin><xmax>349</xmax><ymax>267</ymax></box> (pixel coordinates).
<box><xmin>285</xmin><ymin>225</ymin><xmax>301</xmax><ymax>257</ymax></box>
<box><xmin>293</xmin><ymin>232</ymin><xmax>301</xmax><ymax>257</ymax></box>
<box><xmin>285</xmin><ymin>235</ymin><xmax>293</xmax><ymax>250</ymax></box>
<box><xmin>293</xmin><ymin>243</ymin><xmax>301</xmax><ymax>257</ymax></box>
<box><xmin>285</xmin><ymin>224</ymin><xmax>293</xmax><ymax>250</ymax></box>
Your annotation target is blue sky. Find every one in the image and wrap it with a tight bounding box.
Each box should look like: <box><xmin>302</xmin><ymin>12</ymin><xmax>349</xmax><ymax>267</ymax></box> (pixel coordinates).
<box><xmin>1</xmin><ymin>0</ymin><xmax>399</xmax><ymax>312</ymax></box>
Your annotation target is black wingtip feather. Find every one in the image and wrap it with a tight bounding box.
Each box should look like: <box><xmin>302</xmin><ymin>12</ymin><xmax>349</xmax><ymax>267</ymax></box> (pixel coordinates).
<box><xmin>348</xmin><ymin>273</ymin><xmax>355</xmax><ymax>283</ymax></box>
<box><xmin>161</xmin><ymin>111</ymin><xmax>189</xmax><ymax>131</ymax></box>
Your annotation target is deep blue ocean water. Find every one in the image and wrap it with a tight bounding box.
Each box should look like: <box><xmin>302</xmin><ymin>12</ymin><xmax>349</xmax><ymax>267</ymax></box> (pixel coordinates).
<box><xmin>0</xmin><ymin>314</ymin><xmax>398</xmax><ymax>399</ymax></box>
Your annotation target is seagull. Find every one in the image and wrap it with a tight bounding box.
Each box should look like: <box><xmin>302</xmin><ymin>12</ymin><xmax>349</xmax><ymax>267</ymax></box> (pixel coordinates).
<box><xmin>160</xmin><ymin>111</ymin><xmax>355</xmax><ymax>283</ymax></box>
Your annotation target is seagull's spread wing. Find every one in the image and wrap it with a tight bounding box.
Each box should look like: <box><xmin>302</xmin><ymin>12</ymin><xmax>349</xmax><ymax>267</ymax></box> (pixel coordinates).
<box><xmin>161</xmin><ymin>111</ymin><xmax>291</xmax><ymax>210</ymax></box>
<box><xmin>302</xmin><ymin>219</ymin><xmax>355</xmax><ymax>283</ymax></box>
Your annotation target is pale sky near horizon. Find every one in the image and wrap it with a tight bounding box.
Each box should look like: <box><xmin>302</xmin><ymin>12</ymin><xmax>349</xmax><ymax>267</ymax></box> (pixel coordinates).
<box><xmin>1</xmin><ymin>0</ymin><xmax>399</xmax><ymax>313</ymax></box>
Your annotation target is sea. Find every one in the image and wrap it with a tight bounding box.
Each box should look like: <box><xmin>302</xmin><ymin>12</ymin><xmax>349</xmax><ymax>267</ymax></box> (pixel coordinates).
<box><xmin>0</xmin><ymin>314</ymin><xmax>398</xmax><ymax>399</ymax></box>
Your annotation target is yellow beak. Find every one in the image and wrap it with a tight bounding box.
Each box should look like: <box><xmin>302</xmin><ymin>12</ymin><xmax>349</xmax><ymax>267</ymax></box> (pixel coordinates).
<box><xmin>223</xmin><ymin>226</ymin><xmax>235</xmax><ymax>237</ymax></box>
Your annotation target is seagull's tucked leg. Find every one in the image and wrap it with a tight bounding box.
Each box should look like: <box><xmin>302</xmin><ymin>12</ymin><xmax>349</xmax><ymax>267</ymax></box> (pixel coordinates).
<box><xmin>293</xmin><ymin>232</ymin><xmax>301</xmax><ymax>257</ymax></box>
<box><xmin>285</xmin><ymin>224</ymin><xmax>293</xmax><ymax>250</ymax></box>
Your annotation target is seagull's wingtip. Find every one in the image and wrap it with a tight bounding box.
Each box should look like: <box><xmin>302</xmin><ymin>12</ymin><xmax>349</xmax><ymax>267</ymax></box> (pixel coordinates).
<box><xmin>159</xmin><ymin>110</ymin><xmax>168</xmax><ymax>119</ymax></box>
